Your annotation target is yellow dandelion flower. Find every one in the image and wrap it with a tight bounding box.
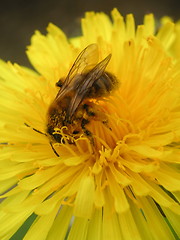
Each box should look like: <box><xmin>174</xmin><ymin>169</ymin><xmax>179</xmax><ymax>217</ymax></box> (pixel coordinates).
<box><xmin>0</xmin><ymin>9</ymin><xmax>180</xmax><ymax>240</ymax></box>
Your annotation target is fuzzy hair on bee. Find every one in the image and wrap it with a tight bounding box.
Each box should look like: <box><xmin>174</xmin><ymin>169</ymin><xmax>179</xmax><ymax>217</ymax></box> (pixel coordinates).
<box><xmin>46</xmin><ymin>43</ymin><xmax>118</xmax><ymax>146</ymax></box>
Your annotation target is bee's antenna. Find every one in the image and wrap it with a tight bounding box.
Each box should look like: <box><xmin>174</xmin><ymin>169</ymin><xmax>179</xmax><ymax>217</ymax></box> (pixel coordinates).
<box><xmin>24</xmin><ymin>123</ymin><xmax>47</xmax><ymax>136</ymax></box>
<box><xmin>24</xmin><ymin>123</ymin><xmax>59</xmax><ymax>157</ymax></box>
<box><xmin>50</xmin><ymin>142</ymin><xmax>60</xmax><ymax>157</ymax></box>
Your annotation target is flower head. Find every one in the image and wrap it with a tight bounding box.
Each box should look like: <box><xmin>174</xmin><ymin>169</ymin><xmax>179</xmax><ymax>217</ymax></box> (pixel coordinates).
<box><xmin>0</xmin><ymin>9</ymin><xmax>180</xmax><ymax>240</ymax></box>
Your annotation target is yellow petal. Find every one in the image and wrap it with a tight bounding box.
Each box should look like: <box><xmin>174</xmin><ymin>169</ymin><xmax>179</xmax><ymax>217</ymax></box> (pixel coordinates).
<box><xmin>139</xmin><ymin>197</ymin><xmax>177</xmax><ymax>240</ymax></box>
<box><xmin>67</xmin><ymin>217</ymin><xmax>89</xmax><ymax>240</ymax></box>
<box><xmin>47</xmin><ymin>205</ymin><xmax>73</xmax><ymax>240</ymax></box>
<box><xmin>106</xmin><ymin>170</ymin><xmax>129</xmax><ymax>213</ymax></box>
<box><xmin>86</xmin><ymin>209</ymin><xmax>102</xmax><ymax>240</ymax></box>
<box><xmin>151</xmin><ymin>163</ymin><xmax>180</xmax><ymax>191</ymax></box>
<box><xmin>102</xmin><ymin>191</ymin><xmax>122</xmax><ymax>240</ymax></box>
<box><xmin>129</xmin><ymin>145</ymin><xmax>163</xmax><ymax>158</ymax></box>
<box><xmin>162</xmin><ymin>206</ymin><xmax>180</xmax><ymax>237</ymax></box>
<box><xmin>118</xmin><ymin>209</ymin><xmax>142</xmax><ymax>240</ymax></box>
<box><xmin>73</xmin><ymin>175</ymin><xmax>95</xmax><ymax>218</ymax></box>
<box><xmin>23</xmin><ymin>205</ymin><xmax>59</xmax><ymax>240</ymax></box>
<box><xmin>18</xmin><ymin>166</ymin><xmax>60</xmax><ymax>190</ymax></box>
<box><xmin>0</xmin><ymin>210</ymin><xmax>33</xmax><ymax>239</ymax></box>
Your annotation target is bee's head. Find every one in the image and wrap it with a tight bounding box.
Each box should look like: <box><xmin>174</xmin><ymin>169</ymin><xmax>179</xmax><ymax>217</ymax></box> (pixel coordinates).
<box><xmin>55</xmin><ymin>79</ymin><xmax>63</xmax><ymax>88</ymax></box>
<box><xmin>47</xmin><ymin>126</ymin><xmax>62</xmax><ymax>143</ymax></box>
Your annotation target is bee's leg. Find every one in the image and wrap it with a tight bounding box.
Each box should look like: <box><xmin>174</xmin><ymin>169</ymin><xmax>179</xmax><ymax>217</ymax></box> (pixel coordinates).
<box><xmin>101</xmin><ymin>119</ymin><xmax>112</xmax><ymax>131</ymax></box>
<box><xmin>83</xmin><ymin>104</ymin><xmax>112</xmax><ymax>130</ymax></box>
<box><xmin>81</xmin><ymin>118</ymin><xmax>94</xmax><ymax>145</ymax></box>
<box><xmin>83</xmin><ymin>104</ymin><xmax>95</xmax><ymax>118</ymax></box>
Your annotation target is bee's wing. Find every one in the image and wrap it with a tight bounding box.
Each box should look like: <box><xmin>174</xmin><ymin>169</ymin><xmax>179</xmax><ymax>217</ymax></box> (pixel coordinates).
<box><xmin>55</xmin><ymin>44</ymin><xmax>99</xmax><ymax>101</ymax></box>
<box><xmin>67</xmin><ymin>54</ymin><xmax>112</xmax><ymax>118</ymax></box>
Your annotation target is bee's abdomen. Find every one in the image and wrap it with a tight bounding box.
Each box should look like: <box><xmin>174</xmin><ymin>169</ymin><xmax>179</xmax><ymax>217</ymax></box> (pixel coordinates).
<box><xmin>88</xmin><ymin>72</ymin><xmax>118</xmax><ymax>98</ymax></box>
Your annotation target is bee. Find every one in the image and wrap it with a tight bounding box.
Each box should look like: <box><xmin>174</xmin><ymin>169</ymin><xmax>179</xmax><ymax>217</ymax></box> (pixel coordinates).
<box><xmin>47</xmin><ymin>43</ymin><xmax>118</xmax><ymax>147</ymax></box>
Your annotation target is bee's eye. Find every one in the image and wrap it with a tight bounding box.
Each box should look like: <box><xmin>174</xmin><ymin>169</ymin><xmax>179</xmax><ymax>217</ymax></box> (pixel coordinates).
<box><xmin>56</xmin><ymin>79</ymin><xmax>63</xmax><ymax>87</ymax></box>
<box><xmin>53</xmin><ymin>133</ymin><xmax>63</xmax><ymax>143</ymax></box>
<box><xmin>72</xmin><ymin>130</ymin><xmax>79</xmax><ymax>134</ymax></box>
<box><xmin>47</xmin><ymin>127</ymin><xmax>63</xmax><ymax>143</ymax></box>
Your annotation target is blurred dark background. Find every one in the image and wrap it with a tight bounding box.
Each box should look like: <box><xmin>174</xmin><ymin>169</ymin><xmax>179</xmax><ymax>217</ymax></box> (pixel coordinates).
<box><xmin>0</xmin><ymin>0</ymin><xmax>179</xmax><ymax>67</ymax></box>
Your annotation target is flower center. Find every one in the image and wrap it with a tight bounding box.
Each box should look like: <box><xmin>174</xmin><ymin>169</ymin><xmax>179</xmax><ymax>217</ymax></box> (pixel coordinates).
<box><xmin>51</xmin><ymin>89</ymin><xmax>138</xmax><ymax>160</ymax></box>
